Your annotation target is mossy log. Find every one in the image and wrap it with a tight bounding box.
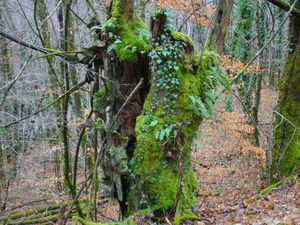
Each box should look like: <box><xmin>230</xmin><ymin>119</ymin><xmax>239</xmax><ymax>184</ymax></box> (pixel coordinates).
<box><xmin>6</xmin><ymin>214</ymin><xmax>59</xmax><ymax>225</ymax></box>
<box><xmin>260</xmin><ymin>174</ymin><xmax>296</xmax><ymax>196</ymax></box>
<box><xmin>0</xmin><ymin>202</ymin><xmax>68</xmax><ymax>224</ymax></box>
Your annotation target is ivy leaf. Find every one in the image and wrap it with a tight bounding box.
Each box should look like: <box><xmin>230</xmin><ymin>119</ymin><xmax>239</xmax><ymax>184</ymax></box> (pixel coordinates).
<box><xmin>132</xmin><ymin>46</ymin><xmax>137</xmax><ymax>53</ymax></box>
<box><xmin>150</xmin><ymin>119</ymin><xmax>158</xmax><ymax>127</ymax></box>
<box><xmin>156</xmin><ymin>59</ymin><xmax>162</xmax><ymax>64</ymax></box>
<box><xmin>114</xmin><ymin>39</ymin><xmax>122</xmax><ymax>44</ymax></box>
<box><xmin>91</xmin><ymin>25</ymin><xmax>103</xmax><ymax>30</ymax></box>
<box><xmin>107</xmin><ymin>44</ymin><xmax>116</xmax><ymax>53</ymax></box>
<box><xmin>155</xmin><ymin>130</ymin><xmax>160</xmax><ymax>140</ymax></box>
<box><xmin>159</xmin><ymin>131</ymin><xmax>165</xmax><ymax>141</ymax></box>
<box><xmin>193</xmin><ymin>138</ymin><xmax>203</xmax><ymax>150</ymax></box>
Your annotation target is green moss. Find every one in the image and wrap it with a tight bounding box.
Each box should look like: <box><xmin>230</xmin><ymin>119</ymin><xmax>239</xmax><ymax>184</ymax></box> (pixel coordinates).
<box><xmin>113</xmin><ymin>17</ymin><xmax>149</xmax><ymax>62</ymax></box>
<box><xmin>127</xmin><ymin>48</ymin><xmax>218</xmax><ymax>224</ymax></box>
<box><xmin>99</xmin><ymin>0</ymin><xmax>149</xmax><ymax>62</ymax></box>
<box><xmin>171</xmin><ymin>31</ymin><xmax>195</xmax><ymax>52</ymax></box>
<box><xmin>73</xmin><ymin>216</ymin><xmax>136</xmax><ymax>225</ymax></box>
<box><xmin>272</xmin><ymin>44</ymin><xmax>300</xmax><ymax>177</ymax></box>
<box><xmin>111</xmin><ymin>0</ymin><xmax>126</xmax><ymax>19</ymax></box>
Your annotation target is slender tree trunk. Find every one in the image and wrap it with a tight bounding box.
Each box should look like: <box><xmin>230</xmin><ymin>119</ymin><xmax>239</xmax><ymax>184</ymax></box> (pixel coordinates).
<box><xmin>230</xmin><ymin>0</ymin><xmax>256</xmax><ymax>111</ymax></box>
<box><xmin>34</xmin><ymin>0</ymin><xmax>63</xmax><ymax>124</ymax></box>
<box><xmin>207</xmin><ymin>0</ymin><xmax>234</xmax><ymax>54</ymax></box>
<box><xmin>252</xmin><ymin>0</ymin><xmax>267</xmax><ymax>147</ymax></box>
<box><xmin>68</xmin><ymin>2</ymin><xmax>83</xmax><ymax>119</ymax></box>
<box><xmin>0</xmin><ymin>1</ymin><xmax>13</xmax><ymax>211</ymax></box>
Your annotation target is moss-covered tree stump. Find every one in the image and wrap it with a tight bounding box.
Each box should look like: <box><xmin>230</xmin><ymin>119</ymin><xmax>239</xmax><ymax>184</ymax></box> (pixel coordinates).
<box><xmin>75</xmin><ymin>1</ymin><xmax>221</xmax><ymax>224</ymax></box>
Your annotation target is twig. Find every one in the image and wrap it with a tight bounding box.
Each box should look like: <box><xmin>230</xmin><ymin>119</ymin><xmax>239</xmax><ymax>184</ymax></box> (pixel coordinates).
<box><xmin>0</xmin><ymin>54</ymin><xmax>32</xmax><ymax>108</ymax></box>
<box><xmin>64</xmin><ymin>78</ymin><xmax>144</xmax><ymax>222</ymax></box>
<box><xmin>231</xmin><ymin>0</ymin><xmax>299</xmax><ymax>85</ymax></box>
<box><xmin>0</xmin><ymin>31</ymin><xmax>49</xmax><ymax>54</ymax></box>
<box><xmin>1</xmin><ymin>80</ymin><xmax>87</xmax><ymax>128</ymax></box>
<box><xmin>267</xmin><ymin>0</ymin><xmax>300</xmax><ymax>18</ymax></box>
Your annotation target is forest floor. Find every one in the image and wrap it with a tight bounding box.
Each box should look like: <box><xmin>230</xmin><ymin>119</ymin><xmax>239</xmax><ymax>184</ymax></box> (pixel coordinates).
<box><xmin>192</xmin><ymin>87</ymin><xmax>300</xmax><ymax>224</ymax></box>
<box><xmin>1</xmin><ymin>85</ymin><xmax>299</xmax><ymax>224</ymax></box>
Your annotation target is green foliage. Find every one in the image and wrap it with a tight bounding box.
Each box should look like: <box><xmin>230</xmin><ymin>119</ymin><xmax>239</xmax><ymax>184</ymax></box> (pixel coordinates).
<box><xmin>92</xmin><ymin>1</ymin><xmax>149</xmax><ymax>62</ymax></box>
<box><xmin>272</xmin><ymin>44</ymin><xmax>300</xmax><ymax>177</ymax></box>
<box><xmin>230</xmin><ymin>0</ymin><xmax>255</xmax><ymax>61</ymax></box>
<box><xmin>229</xmin><ymin>0</ymin><xmax>256</xmax><ymax>111</ymax></box>
<box><xmin>125</xmin><ymin>10</ymin><xmax>220</xmax><ymax>224</ymax></box>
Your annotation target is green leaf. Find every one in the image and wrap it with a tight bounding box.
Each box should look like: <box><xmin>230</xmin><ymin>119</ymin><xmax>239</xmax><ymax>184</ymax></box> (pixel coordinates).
<box><xmin>155</xmin><ymin>130</ymin><xmax>160</xmax><ymax>140</ymax></box>
<box><xmin>150</xmin><ymin>119</ymin><xmax>158</xmax><ymax>127</ymax></box>
<box><xmin>114</xmin><ymin>39</ymin><xmax>122</xmax><ymax>44</ymax></box>
<box><xmin>193</xmin><ymin>139</ymin><xmax>203</xmax><ymax>150</ymax></box>
<box><xmin>107</xmin><ymin>44</ymin><xmax>116</xmax><ymax>53</ymax></box>
<box><xmin>159</xmin><ymin>131</ymin><xmax>165</xmax><ymax>141</ymax></box>
<box><xmin>132</xmin><ymin>46</ymin><xmax>137</xmax><ymax>53</ymax></box>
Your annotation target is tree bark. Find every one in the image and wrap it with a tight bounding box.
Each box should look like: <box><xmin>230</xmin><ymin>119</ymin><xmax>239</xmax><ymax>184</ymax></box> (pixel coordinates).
<box><xmin>272</xmin><ymin>0</ymin><xmax>300</xmax><ymax>178</ymax></box>
<box><xmin>267</xmin><ymin>0</ymin><xmax>300</xmax><ymax>18</ymax></box>
<box><xmin>88</xmin><ymin>1</ymin><xmax>220</xmax><ymax>224</ymax></box>
<box><xmin>207</xmin><ymin>0</ymin><xmax>234</xmax><ymax>54</ymax></box>
<box><xmin>252</xmin><ymin>0</ymin><xmax>267</xmax><ymax>147</ymax></box>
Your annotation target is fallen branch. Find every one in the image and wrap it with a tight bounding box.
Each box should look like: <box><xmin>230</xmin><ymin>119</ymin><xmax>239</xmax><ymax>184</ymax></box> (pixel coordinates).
<box><xmin>0</xmin><ymin>202</ymin><xmax>68</xmax><ymax>221</ymax></box>
<box><xmin>7</xmin><ymin>214</ymin><xmax>59</xmax><ymax>225</ymax></box>
<box><xmin>1</xmin><ymin>198</ymin><xmax>51</xmax><ymax>213</ymax></box>
<box><xmin>260</xmin><ymin>174</ymin><xmax>295</xmax><ymax>196</ymax></box>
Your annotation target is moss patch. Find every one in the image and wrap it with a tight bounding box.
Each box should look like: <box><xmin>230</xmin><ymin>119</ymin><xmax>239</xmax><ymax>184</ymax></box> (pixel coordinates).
<box><xmin>127</xmin><ymin>42</ymin><xmax>218</xmax><ymax>223</ymax></box>
<box><xmin>95</xmin><ymin>0</ymin><xmax>149</xmax><ymax>62</ymax></box>
<box><xmin>272</xmin><ymin>44</ymin><xmax>300</xmax><ymax>177</ymax></box>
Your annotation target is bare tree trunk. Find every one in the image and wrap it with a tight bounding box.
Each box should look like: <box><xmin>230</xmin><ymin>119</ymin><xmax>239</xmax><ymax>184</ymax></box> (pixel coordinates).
<box><xmin>252</xmin><ymin>0</ymin><xmax>267</xmax><ymax>147</ymax></box>
<box><xmin>34</xmin><ymin>0</ymin><xmax>63</xmax><ymax>124</ymax></box>
<box><xmin>207</xmin><ymin>0</ymin><xmax>234</xmax><ymax>54</ymax></box>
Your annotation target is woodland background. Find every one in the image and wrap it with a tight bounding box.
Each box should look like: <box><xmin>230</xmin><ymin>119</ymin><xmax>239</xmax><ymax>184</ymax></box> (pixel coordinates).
<box><xmin>0</xmin><ymin>0</ymin><xmax>299</xmax><ymax>224</ymax></box>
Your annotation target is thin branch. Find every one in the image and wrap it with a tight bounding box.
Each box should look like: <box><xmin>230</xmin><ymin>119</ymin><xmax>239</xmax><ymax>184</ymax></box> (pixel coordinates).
<box><xmin>63</xmin><ymin>78</ymin><xmax>144</xmax><ymax>221</ymax></box>
<box><xmin>0</xmin><ymin>54</ymin><xmax>33</xmax><ymax>108</ymax></box>
<box><xmin>1</xmin><ymin>80</ymin><xmax>87</xmax><ymax>128</ymax></box>
<box><xmin>0</xmin><ymin>31</ymin><xmax>48</xmax><ymax>54</ymax></box>
<box><xmin>85</xmin><ymin>0</ymin><xmax>99</xmax><ymax>19</ymax></box>
<box><xmin>231</xmin><ymin>0</ymin><xmax>299</xmax><ymax>84</ymax></box>
<box><xmin>70</xmin><ymin>8</ymin><xmax>88</xmax><ymax>26</ymax></box>
<box><xmin>267</xmin><ymin>0</ymin><xmax>300</xmax><ymax>18</ymax></box>
<box><xmin>108</xmin><ymin>78</ymin><xmax>144</xmax><ymax>130</ymax></box>
<box><xmin>0</xmin><ymin>31</ymin><xmax>80</xmax><ymax>63</ymax></box>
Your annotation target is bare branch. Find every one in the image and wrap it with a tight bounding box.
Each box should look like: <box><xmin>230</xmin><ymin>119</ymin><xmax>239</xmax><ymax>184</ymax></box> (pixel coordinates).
<box><xmin>267</xmin><ymin>0</ymin><xmax>300</xmax><ymax>18</ymax></box>
<box><xmin>231</xmin><ymin>0</ymin><xmax>299</xmax><ymax>84</ymax></box>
